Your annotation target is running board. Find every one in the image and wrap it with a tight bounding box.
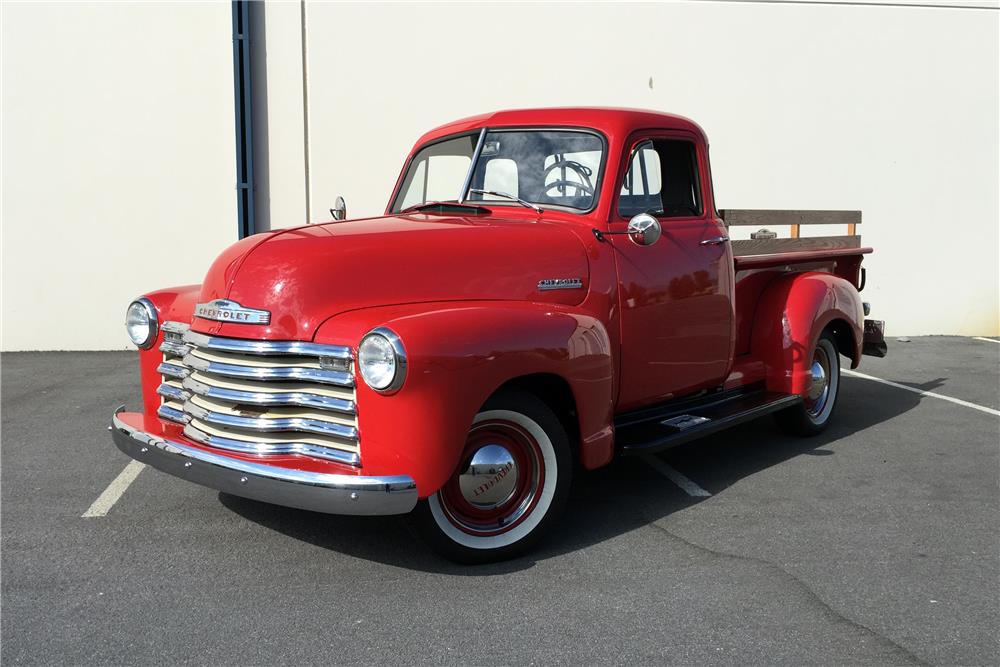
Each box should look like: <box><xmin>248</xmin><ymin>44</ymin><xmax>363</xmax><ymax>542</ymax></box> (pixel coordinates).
<box><xmin>616</xmin><ymin>391</ymin><xmax>801</xmax><ymax>456</ymax></box>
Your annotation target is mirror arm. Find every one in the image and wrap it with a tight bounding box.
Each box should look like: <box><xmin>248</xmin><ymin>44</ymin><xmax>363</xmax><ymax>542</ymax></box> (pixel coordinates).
<box><xmin>592</xmin><ymin>228</ymin><xmax>633</xmax><ymax>242</ymax></box>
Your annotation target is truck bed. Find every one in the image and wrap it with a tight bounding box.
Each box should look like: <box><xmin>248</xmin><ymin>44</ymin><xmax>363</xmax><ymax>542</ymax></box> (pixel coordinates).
<box><xmin>722</xmin><ymin>209</ymin><xmax>870</xmax><ymax>357</ymax></box>
<box><xmin>720</xmin><ymin>209</ymin><xmax>872</xmax><ymax>269</ymax></box>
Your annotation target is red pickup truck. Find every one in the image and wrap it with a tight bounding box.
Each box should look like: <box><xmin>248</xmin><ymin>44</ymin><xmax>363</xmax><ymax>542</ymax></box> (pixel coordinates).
<box><xmin>112</xmin><ymin>108</ymin><xmax>886</xmax><ymax>562</ymax></box>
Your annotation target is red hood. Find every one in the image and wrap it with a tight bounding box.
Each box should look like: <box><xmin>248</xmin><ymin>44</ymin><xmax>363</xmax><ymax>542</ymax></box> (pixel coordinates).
<box><xmin>193</xmin><ymin>213</ymin><xmax>591</xmax><ymax>340</ymax></box>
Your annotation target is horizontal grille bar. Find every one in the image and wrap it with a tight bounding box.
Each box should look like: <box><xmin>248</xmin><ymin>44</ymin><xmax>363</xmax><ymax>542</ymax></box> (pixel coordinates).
<box><xmin>158</xmin><ymin>362</ymin><xmax>191</xmax><ymax>379</ymax></box>
<box><xmin>157</xmin><ymin>321</ymin><xmax>359</xmax><ymax>466</ymax></box>
<box><xmin>184</xmin><ymin>400</ymin><xmax>358</xmax><ymax>441</ymax></box>
<box><xmin>156</xmin><ymin>383</ymin><xmax>189</xmax><ymax>402</ymax></box>
<box><xmin>182</xmin><ymin>330</ymin><xmax>352</xmax><ymax>359</ymax></box>
<box><xmin>183</xmin><ymin>423</ymin><xmax>360</xmax><ymax>466</ymax></box>
<box><xmin>157</xmin><ymin>403</ymin><xmax>188</xmax><ymax>423</ymax></box>
<box><xmin>160</xmin><ymin>340</ymin><xmax>191</xmax><ymax>357</ymax></box>
<box><xmin>162</xmin><ymin>321</ymin><xmax>191</xmax><ymax>334</ymax></box>
<box><xmin>182</xmin><ymin>353</ymin><xmax>353</xmax><ymax>387</ymax></box>
<box><xmin>182</xmin><ymin>375</ymin><xmax>355</xmax><ymax>414</ymax></box>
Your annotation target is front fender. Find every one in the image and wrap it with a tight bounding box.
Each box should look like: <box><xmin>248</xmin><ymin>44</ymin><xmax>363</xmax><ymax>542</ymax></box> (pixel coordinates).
<box><xmin>751</xmin><ymin>272</ymin><xmax>863</xmax><ymax>397</ymax></box>
<box><xmin>314</xmin><ymin>301</ymin><xmax>615</xmax><ymax>496</ymax></box>
<box><xmin>138</xmin><ymin>285</ymin><xmax>201</xmax><ymax>416</ymax></box>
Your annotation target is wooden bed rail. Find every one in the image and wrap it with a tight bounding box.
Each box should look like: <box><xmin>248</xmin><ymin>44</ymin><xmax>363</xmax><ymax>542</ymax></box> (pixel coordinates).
<box><xmin>719</xmin><ymin>209</ymin><xmax>862</xmax><ymax>257</ymax></box>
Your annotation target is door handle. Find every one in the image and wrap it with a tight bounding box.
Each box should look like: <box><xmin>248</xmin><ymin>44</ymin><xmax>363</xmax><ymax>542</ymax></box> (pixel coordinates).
<box><xmin>699</xmin><ymin>236</ymin><xmax>729</xmax><ymax>246</ymax></box>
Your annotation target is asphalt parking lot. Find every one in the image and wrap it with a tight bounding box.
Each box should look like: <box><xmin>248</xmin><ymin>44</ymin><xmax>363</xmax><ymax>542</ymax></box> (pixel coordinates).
<box><xmin>2</xmin><ymin>336</ymin><xmax>998</xmax><ymax>665</ymax></box>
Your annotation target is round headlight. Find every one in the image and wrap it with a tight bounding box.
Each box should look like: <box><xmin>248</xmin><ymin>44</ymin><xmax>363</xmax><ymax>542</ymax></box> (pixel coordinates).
<box><xmin>358</xmin><ymin>327</ymin><xmax>406</xmax><ymax>393</ymax></box>
<box><xmin>125</xmin><ymin>298</ymin><xmax>158</xmax><ymax>349</ymax></box>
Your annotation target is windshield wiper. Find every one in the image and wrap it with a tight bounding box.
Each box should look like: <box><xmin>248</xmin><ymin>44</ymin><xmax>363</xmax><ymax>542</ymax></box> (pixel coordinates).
<box><xmin>469</xmin><ymin>189</ymin><xmax>543</xmax><ymax>214</ymax></box>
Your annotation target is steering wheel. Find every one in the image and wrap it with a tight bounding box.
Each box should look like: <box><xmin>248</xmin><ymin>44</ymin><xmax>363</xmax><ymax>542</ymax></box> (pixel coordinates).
<box><xmin>543</xmin><ymin>159</ymin><xmax>595</xmax><ymax>197</ymax></box>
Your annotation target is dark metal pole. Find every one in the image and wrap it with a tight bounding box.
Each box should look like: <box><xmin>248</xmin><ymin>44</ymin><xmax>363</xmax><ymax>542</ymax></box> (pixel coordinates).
<box><xmin>232</xmin><ymin>0</ymin><xmax>255</xmax><ymax>238</ymax></box>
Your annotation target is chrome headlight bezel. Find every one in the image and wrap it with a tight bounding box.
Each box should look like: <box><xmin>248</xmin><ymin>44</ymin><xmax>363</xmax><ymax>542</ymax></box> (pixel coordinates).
<box><xmin>358</xmin><ymin>327</ymin><xmax>407</xmax><ymax>394</ymax></box>
<box><xmin>125</xmin><ymin>297</ymin><xmax>159</xmax><ymax>350</ymax></box>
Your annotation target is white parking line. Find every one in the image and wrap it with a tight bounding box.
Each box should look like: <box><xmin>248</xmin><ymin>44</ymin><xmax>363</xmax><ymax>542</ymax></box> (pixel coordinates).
<box><xmin>972</xmin><ymin>336</ymin><xmax>1000</xmax><ymax>344</ymax></box>
<box><xmin>641</xmin><ymin>455</ymin><xmax>712</xmax><ymax>497</ymax></box>
<box><xmin>82</xmin><ymin>461</ymin><xmax>145</xmax><ymax>518</ymax></box>
<box><xmin>843</xmin><ymin>370</ymin><xmax>1000</xmax><ymax>417</ymax></box>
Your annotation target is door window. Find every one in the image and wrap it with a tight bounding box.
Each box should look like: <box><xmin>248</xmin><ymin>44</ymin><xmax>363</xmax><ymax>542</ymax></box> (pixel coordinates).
<box><xmin>619</xmin><ymin>139</ymin><xmax>702</xmax><ymax>218</ymax></box>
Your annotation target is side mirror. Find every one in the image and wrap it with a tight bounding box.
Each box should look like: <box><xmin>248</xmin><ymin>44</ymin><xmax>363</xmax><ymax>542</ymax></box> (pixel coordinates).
<box><xmin>330</xmin><ymin>196</ymin><xmax>347</xmax><ymax>221</ymax></box>
<box><xmin>627</xmin><ymin>213</ymin><xmax>661</xmax><ymax>246</ymax></box>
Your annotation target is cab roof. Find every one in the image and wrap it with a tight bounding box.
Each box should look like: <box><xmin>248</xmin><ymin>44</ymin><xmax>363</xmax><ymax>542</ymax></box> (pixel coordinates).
<box><xmin>415</xmin><ymin>107</ymin><xmax>708</xmax><ymax>148</ymax></box>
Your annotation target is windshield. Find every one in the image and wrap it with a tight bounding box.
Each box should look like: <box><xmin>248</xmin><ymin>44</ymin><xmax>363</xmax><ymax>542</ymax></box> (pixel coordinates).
<box><xmin>390</xmin><ymin>129</ymin><xmax>605</xmax><ymax>213</ymax></box>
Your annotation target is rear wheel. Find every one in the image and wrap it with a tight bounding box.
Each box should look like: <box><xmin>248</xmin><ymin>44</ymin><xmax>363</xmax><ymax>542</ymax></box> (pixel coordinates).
<box><xmin>414</xmin><ymin>391</ymin><xmax>572</xmax><ymax>564</ymax></box>
<box><xmin>775</xmin><ymin>330</ymin><xmax>841</xmax><ymax>436</ymax></box>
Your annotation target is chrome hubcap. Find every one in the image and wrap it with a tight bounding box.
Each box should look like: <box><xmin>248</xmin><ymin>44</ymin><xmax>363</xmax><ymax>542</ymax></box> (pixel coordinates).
<box><xmin>808</xmin><ymin>360</ymin><xmax>827</xmax><ymax>401</ymax></box>
<box><xmin>458</xmin><ymin>444</ymin><xmax>519</xmax><ymax>509</ymax></box>
<box><xmin>441</xmin><ymin>420</ymin><xmax>544</xmax><ymax>536</ymax></box>
<box><xmin>806</xmin><ymin>346</ymin><xmax>831</xmax><ymax>417</ymax></box>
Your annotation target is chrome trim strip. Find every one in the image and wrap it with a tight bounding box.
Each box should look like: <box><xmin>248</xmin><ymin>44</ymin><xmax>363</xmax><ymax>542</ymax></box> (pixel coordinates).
<box><xmin>184</xmin><ymin>400</ymin><xmax>358</xmax><ymax>441</ymax></box>
<box><xmin>111</xmin><ymin>410</ymin><xmax>416</xmax><ymax>515</ymax></box>
<box><xmin>156</xmin><ymin>383</ymin><xmax>190</xmax><ymax>402</ymax></box>
<box><xmin>182</xmin><ymin>353</ymin><xmax>354</xmax><ymax>387</ymax></box>
<box><xmin>162</xmin><ymin>321</ymin><xmax>191</xmax><ymax>334</ymax></box>
<box><xmin>159</xmin><ymin>340</ymin><xmax>191</xmax><ymax>357</ymax></box>
<box><xmin>157</xmin><ymin>404</ymin><xmax>190</xmax><ymax>424</ymax></box>
<box><xmin>182</xmin><ymin>376</ymin><xmax>355</xmax><ymax>415</ymax></box>
<box><xmin>182</xmin><ymin>330</ymin><xmax>352</xmax><ymax>359</ymax></box>
<box><xmin>457</xmin><ymin>127</ymin><xmax>487</xmax><ymax>204</ymax></box>
<box><xmin>157</xmin><ymin>362</ymin><xmax>191</xmax><ymax>379</ymax></box>
<box><xmin>183</xmin><ymin>423</ymin><xmax>360</xmax><ymax>466</ymax></box>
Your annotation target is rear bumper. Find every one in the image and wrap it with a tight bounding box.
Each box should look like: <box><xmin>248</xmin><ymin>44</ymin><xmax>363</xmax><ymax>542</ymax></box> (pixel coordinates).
<box><xmin>110</xmin><ymin>410</ymin><xmax>417</xmax><ymax>516</ymax></box>
<box><xmin>862</xmin><ymin>318</ymin><xmax>888</xmax><ymax>358</ymax></box>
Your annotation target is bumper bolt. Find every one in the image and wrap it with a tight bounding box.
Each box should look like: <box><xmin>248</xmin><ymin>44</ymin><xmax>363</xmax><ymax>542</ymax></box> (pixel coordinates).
<box><xmin>239</xmin><ymin>476</ymin><xmax>248</xmax><ymax>484</ymax></box>
<box><xmin>184</xmin><ymin>461</ymin><xmax>192</xmax><ymax>468</ymax></box>
<box><xmin>350</xmin><ymin>492</ymin><xmax>359</xmax><ymax>501</ymax></box>
<box><xmin>140</xmin><ymin>447</ymin><xmax>148</xmax><ymax>453</ymax></box>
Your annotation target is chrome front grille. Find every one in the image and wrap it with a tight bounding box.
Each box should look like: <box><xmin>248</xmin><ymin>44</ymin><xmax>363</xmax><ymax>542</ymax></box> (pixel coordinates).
<box><xmin>155</xmin><ymin>321</ymin><xmax>359</xmax><ymax>466</ymax></box>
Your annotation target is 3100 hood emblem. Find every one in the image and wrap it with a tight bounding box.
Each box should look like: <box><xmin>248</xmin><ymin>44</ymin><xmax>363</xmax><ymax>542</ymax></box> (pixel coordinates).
<box><xmin>538</xmin><ymin>278</ymin><xmax>583</xmax><ymax>291</ymax></box>
<box><xmin>194</xmin><ymin>299</ymin><xmax>270</xmax><ymax>324</ymax></box>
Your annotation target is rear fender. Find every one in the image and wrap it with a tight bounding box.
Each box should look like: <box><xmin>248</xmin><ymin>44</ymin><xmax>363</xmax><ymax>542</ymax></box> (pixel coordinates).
<box><xmin>314</xmin><ymin>301</ymin><xmax>615</xmax><ymax>496</ymax></box>
<box><xmin>750</xmin><ymin>272</ymin><xmax>863</xmax><ymax>397</ymax></box>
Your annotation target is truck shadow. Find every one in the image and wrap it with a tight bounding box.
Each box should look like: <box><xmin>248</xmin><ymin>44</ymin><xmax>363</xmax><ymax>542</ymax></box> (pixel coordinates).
<box><xmin>219</xmin><ymin>374</ymin><xmax>939</xmax><ymax>574</ymax></box>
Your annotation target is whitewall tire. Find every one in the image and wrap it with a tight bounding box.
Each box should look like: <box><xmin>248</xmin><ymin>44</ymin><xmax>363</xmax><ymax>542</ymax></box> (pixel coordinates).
<box><xmin>414</xmin><ymin>391</ymin><xmax>572</xmax><ymax>563</ymax></box>
<box><xmin>775</xmin><ymin>330</ymin><xmax>841</xmax><ymax>436</ymax></box>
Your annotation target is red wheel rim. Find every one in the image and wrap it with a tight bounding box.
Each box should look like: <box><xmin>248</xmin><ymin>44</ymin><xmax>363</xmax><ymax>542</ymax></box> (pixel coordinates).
<box><xmin>438</xmin><ymin>419</ymin><xmax>545</xmax><ymax>537</ymax></box>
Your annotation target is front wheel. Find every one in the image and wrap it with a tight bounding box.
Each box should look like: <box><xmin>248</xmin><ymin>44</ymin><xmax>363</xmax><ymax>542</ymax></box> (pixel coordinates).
<box><xmin>774</xmin><ymin>330</ymin><xmax>841</xmax><ymax>436</ymax></box>
<box><xmin>413</xmin><ymin>391</ymin><xmax>572</xmax><ymax>563</ymax></box>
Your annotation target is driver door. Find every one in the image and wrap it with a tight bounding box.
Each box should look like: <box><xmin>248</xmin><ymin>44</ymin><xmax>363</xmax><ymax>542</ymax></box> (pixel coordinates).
<box><xmin>612</xmin><ymin>132</ymin><xmax>734</xmax><ymax>411</ymax></box>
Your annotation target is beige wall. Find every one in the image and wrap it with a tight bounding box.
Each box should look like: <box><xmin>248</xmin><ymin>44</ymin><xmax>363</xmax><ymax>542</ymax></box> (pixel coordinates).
<box><xmin>2</xmin><ymin>1</ymin><xmax>236</xmax><ymax>350</ymax></box>
<box><xmin>2</xmin><ymin>1</ymin><xmax>997</xmax><ymax>350</ymax></box>
<box><xmin>293</xmin><ymin>1</ymin><xmax>999</xmax><ymax>336</ymax></box>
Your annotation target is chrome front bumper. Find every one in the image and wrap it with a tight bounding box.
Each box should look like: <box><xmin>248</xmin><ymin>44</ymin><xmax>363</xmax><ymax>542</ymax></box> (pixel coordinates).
<box><xmin>110</xmin><ymin>411</ymin><xmax>417</xmax><ymax>516</ymax></box>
